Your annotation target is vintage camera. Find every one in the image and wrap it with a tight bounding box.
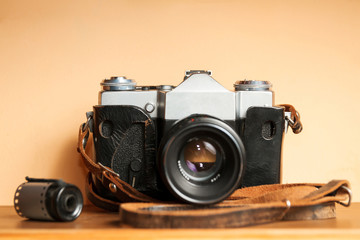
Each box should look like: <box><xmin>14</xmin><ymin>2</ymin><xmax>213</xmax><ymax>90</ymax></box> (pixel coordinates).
<box><xmin>90</xmin><ymin>70</ymin><xmax>297</xmax><ymax>204</ymax></box>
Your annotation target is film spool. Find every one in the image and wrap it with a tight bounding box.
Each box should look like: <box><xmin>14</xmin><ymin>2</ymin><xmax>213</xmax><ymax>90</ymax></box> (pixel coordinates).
<box><xmin>14</xmin><ymin>178</ymin><xmax>83</xmax><ymax>221</ymax></box>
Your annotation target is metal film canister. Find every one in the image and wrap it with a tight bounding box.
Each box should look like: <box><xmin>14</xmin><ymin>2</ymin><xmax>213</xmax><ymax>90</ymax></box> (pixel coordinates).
<box><xmin>14</xmin><ymin>178</ymin><xmax>83</xmax><ymax>221</ymax></box>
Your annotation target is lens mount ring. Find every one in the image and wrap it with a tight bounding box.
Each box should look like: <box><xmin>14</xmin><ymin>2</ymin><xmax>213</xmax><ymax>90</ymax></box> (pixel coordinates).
<box><xmin>158</xmin><ymin>115</ymin><xmax>245</xmax><ymax>205</ymax></box>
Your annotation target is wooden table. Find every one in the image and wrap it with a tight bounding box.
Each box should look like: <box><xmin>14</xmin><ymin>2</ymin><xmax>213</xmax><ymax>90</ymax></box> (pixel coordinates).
<box><xmin>1</xmin><ymin>203</ymin><xmax>359</xmax><ymax>240</ymax></box>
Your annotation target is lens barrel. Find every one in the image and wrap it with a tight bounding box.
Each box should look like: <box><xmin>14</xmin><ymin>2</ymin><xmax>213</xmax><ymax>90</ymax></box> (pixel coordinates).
<box><xmin>14</xmin><ymin>177</ymin><xmax>83</xmax><ymax>221</ymax></box>
<box><xmin>158</xmin><ymin>115</ymin><xmax>245</xmax><ymax>205</ymax></box>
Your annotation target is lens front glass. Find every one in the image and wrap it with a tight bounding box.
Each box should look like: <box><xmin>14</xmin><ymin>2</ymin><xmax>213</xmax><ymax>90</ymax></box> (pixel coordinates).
<box><xmin>184</xmin><ymin>138</ymin><xmax>217</xmax><ymax>172</ymax></box>
<box><xmin>179</xmin><ymin>136</ymin><xmax>223</xmax><ymax>181</ymax></box>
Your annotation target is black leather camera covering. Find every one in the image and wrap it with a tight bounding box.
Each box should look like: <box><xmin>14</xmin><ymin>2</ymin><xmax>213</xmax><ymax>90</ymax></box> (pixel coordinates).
<box><xmin>93</xmin><ymin>105</ymin><xmax>162</xmax><ymax>196</ymax></box>
<box><xmin>239</xmin><ymin>106</ymin><xmax>284</xmax><ymax>187</ymax></box>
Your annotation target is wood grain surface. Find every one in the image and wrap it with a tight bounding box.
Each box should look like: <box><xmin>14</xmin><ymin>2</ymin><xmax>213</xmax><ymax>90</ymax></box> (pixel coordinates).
<box><xmin>0</xmin><ymin>203</ymin><xmax>360</xmax><ymax>240</ymax></box>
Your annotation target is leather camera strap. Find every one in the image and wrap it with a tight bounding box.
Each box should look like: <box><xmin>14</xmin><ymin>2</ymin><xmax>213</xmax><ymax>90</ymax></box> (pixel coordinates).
<box><xmin>77</xmin><ymin>109</ymin><xmax>351</xmax><ymax>228</ymax></box>
<box><xmin>280</xmin><ymin>104</ymin><xmax>303</xmax><ymax>134</ymax></box>
<box><xmin>120</xmin><ymin>179</ymin><xmax>351</xmax><ymax>228</ymax></box>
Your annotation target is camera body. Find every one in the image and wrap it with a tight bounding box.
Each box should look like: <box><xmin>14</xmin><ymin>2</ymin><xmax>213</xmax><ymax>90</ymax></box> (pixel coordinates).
<box><xmin>92</xmin><ymin>70</ymin><xmax>289</xmax><ymax>204</ymax></box>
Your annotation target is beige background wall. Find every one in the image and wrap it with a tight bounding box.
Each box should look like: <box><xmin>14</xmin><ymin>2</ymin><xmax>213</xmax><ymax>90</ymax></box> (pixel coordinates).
<box><xmin>1</xmin><ymin>0</ymin><xmax>359</xmax><ymax>205</ymax></box>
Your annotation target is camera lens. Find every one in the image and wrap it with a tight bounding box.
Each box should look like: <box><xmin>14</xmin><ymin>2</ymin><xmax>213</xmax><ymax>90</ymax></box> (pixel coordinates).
<box><xmin>158</xmin><ymin>115</ymin><xmax>245</xmax><ymax>205</ymax></box>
